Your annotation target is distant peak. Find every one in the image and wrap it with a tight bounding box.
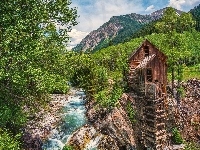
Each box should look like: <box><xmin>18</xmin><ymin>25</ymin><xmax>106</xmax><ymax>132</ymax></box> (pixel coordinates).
<box><xmin>149</xmin><ymin>7</ymin><xmax>184</xmax><ymax>19</ymax></box>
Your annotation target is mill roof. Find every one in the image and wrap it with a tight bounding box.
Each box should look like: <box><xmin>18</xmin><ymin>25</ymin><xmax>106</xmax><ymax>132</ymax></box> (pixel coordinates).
<box><xmin>128</xmin><ymin>39</ymin><xmax>167</xmax><ymax>61</ymax></box>
<box><xmin>135</xmin><ymin>54</ymin><xmax>156</xmax><ymax>69</ymax></box>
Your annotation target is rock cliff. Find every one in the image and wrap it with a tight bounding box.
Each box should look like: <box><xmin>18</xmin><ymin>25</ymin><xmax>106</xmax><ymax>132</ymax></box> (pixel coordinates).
<box><xmin>67</xmin><ymin>93</ymin><xmax>137</xmax><ymax>149</ymax></box>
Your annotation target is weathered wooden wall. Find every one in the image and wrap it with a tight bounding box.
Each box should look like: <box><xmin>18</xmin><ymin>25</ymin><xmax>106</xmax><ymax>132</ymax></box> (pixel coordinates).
<box><xmin>128</xmin><ymin>39</ymin><xmax>167</xmax><ymax>94</ymax></box>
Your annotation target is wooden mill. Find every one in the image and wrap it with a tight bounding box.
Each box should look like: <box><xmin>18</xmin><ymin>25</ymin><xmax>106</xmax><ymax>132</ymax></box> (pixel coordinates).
<box><xmin>128</xmin><ymin>39</ymin><xmax>168</xmax><ymax>149</ymax></box>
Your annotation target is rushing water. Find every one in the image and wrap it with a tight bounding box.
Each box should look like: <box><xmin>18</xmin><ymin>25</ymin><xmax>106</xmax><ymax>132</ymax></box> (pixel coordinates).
<box><xmin>43</xmin><ymin>89</ymin><xmax>87</xmax><ymax>150</ymax></box>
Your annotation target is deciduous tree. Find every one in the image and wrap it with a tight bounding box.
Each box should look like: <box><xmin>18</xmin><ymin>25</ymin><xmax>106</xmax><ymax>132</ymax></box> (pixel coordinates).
<box><xmin>155</xmin><ymin>7</ymin><xmax>195</xmax><ymax>100</ymax></box>
<box><xmin>0</xmin><ymin>0</ymin><xmax>77</xmax><ymax>144</ymax></box>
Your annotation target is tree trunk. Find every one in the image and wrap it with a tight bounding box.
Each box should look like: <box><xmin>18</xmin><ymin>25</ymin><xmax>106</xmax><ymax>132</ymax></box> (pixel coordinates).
<box><xmin>177</xmin><ymin>65</ymin><xmax>181</xmax><ymax>104</ymax></box>
<box><xmin>172</xmin><ymin>66</ymin><xmax>175</xmax><ymax>96</ymax></box>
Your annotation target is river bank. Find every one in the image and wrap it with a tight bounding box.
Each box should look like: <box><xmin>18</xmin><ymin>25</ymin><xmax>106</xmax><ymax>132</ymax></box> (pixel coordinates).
<box><xmin>22</xmin><ymin>93</ymin><xmax>71</xmax><ymax>149</ymax></box>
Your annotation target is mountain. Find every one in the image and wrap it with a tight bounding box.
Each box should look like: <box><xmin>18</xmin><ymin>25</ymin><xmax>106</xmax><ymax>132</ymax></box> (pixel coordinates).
<box><xmin>73</xmin><ymin>13</ymin><xmax>152</xmax><ymax>52</ymax></box>
<box><xmin>72</xmin><ymin>7</ymin><xmax>183</xmax><ymax>53</ymax></box>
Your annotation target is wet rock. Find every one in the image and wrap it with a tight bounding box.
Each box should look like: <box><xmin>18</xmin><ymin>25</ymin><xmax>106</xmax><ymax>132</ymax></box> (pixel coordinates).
<box><xmin>67</xmin><ymin>125</ymin><xmax>103</xmax><ymax>150</ymax></box>
<box><xmin>68</xmin><ymin>93</ymin><xmax>136</xmax><ymax>149</ymax></box>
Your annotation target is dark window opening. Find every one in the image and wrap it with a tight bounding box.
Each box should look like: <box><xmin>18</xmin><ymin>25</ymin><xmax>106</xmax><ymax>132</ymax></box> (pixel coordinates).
<box><xmin>144</xmin><ymin>46</ymin><xmax>149</xmax><ymax>57</ymax></box>
<box><xmin>146</xmin><ymin>68</ymin><xmax>152</xmax><ymax>82</ymax></box>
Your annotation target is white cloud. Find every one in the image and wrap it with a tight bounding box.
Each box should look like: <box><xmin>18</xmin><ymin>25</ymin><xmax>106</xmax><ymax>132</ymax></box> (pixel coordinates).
<box><xmin>168</xmin><ymin>0</ymin><xmax>186</xmax><ymax>10</ymax></box>
<box><xmin>73</xmin><ymin>0</ymin><xmax>145</xmax><ymax>32</ymax></box>
<box><xmin>187</xmin><ymin>0</ymin><xmax>200</xmax><ymax>6</ymax></box>
<box><xmin>145</xmin><ymin>5</ymin><xmax>155</xmax><ymax>12</ymax></box>
<box><xmin>69</xmin><ymin>0</ymin><xmax>146</xmax><ymax>48</ymax></box>
<box><xmin>168</xmin><ymin>0</ymin><xmax>200</xmax><ymax>10</ymax></box>
<box><xmin>67</xmin><ymin>29</ymin><xmax>89</xmax><ymax>49</ymax></box>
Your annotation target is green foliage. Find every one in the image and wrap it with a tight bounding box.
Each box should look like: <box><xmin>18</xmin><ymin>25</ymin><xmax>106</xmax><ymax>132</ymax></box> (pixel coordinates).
<box><xmin>155</xmin><ymin>7</ymin><xmax>195</xmax><ymax>33</ymax></box>
<box><xmin>172</xmin><ymin>127</ymin><xmax>183</xmax><ymax>144</ymax></box>
<box><xmin>184</xmin><ymin>142</ymin><xmax>200</xmax><ymax>150</ymax></box>
<box><xmin>131</xmin><ymin>20</ymin><xmax>159</xmax><ymax>39</ymax></box>
<box><xmin>62</xmin><ymin>145</ymin><xmax>74</xmax><ymax>150</ymax></box>
<box><xmin>0</xmin><ymin>0</ymin><xmax>77</xmax><ymax>118</ymax></box>
<box><xmin>145</xmin><ymin>31</ymin><xmax>200</xmax><ymax>67</ymax></box>
<box><xmin>177</xmin><ymin>86</ymin><xmax>186</xmax><ymax>98</ymax></box>
<box><xmin>0</xmin><ymin>0</ymin><xmax>75</xmax><ymax>110</ymax></box>
<box><xmin>0</xmin><ymin>0</ymin><xmax>77</xmax><ymax>147</ymax></box>
<box><xmin>183</xmin><ymin>65</ymin><xmax>200</xmax><ymax>80</ymax></box>
<box><xmin>0</xmin><ymin>102</ymin><xmax>27</xmax><ymax>132</ymax></box>
<box><xmin>95</xmin><ymin>85</ymin><xmax>123</xmax><ymax>108</ymax></box>
<box><xmin>70</xmin><ymin>30</ymin><xmax>200</xmax><ymax>107</ymax></box>
<box><xmin>153</xmin><ymin>8</ymin><xmax>197</xmax><ymax>99</ymax></box>
<box><xmin>69</xmin><ymin>38</ymin><xmax>144</xmax><ymax>107</ymax></box>
<box><xmin>0</xmin><ymin>128</ymin><xmax>21</xmax><ymax>150</ymax></box>
<box><xmin>126</xmin><ymin>101</ymin><xmax>136</xmax><ymax>124</ymax></box>
<box><xmin>153</xmin><ymin>8</ymin><xmax>196</xmax><ymax>79</ymax></box>
<box><xmin>92</xmin><ymin>38</ymin><xmax>110</xmax><ymax>53</ymax></box>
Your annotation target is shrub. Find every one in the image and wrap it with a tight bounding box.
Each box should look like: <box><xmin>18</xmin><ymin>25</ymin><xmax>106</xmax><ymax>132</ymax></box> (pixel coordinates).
<box><xmin>0</xmin><ymin>128</ymin><xmax>21</xmax><ymax>150</ymax></box>
<box><xmin>126</xmin><ymin>101</ymin><xmax>136</xmax><ymax>125</ymax></box>
<box><xmin>62</xmin><ymin>145</ymin><xmax>74</xmax><ymax>150</ymax></box>
<box><xmin>172</xmin><ymin>127</ymin><xmax>183</xmax><ymax>144</ymax></box>
<box><xmin>95</xmin><ymin>86</ymin><xmax>123</xmax><ymax>108</ymax></box>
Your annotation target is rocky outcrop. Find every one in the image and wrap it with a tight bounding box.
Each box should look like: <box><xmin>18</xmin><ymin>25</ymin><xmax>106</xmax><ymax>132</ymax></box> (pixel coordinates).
<box><xmin>67</xmin><ymin>125</ymin><xmax>102</xmax><ymax>149</ymax></box>
<box><xmin>67</xmin><ymin>93</ymin><xmax>137</xmax><ymax>149</ymax></box>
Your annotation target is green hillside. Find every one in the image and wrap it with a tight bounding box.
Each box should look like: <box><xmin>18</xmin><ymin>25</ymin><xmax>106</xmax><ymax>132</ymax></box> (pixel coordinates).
<box><xmin>74</xmin><ymin>5</ymin><xmax>200</xmax><ymax>53</ymax></box>
<box><xmin>69</xmin><ymin>31</ymin><xmax>200</xmax><ymax>107</ymax></box>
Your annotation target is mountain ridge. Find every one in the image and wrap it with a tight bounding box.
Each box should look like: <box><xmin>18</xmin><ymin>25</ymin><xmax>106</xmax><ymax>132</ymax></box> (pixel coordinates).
<box><xmin>72</xmin><ymin>7</ymin><xmax>189</xmax><ymax>52</ymax></box>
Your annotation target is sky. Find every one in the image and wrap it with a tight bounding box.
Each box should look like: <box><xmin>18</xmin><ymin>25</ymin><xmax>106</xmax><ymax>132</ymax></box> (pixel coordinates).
<box><xmin>67</xmin><ymin>0</ymin><xmax>200</xmax><ymax>49</ymax></box>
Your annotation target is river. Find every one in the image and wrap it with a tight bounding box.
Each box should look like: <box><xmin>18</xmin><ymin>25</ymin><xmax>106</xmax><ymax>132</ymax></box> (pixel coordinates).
<box><xmin>42</xmin><ymin>89</ymin><xmax>87</xmax><ymax>150</ymax></box>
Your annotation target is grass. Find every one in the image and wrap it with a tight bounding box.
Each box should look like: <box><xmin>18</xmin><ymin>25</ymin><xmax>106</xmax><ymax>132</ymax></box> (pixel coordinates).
<box><xmin>182</xmin><ymin>64</ymin><xmax>200</xmax><ymax>80</ymax></box>
<box><xmin>167</xmin><ymin>64</ymin><xmax>200</xmax><ymax>82</ymax></box>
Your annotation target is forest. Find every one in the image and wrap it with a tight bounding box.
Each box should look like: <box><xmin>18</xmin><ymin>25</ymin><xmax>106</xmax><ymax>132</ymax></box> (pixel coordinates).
<box><xmin>0</xmin><ymin>1</ymin><xmax>200</xmax><ymax>149</ymax></box>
